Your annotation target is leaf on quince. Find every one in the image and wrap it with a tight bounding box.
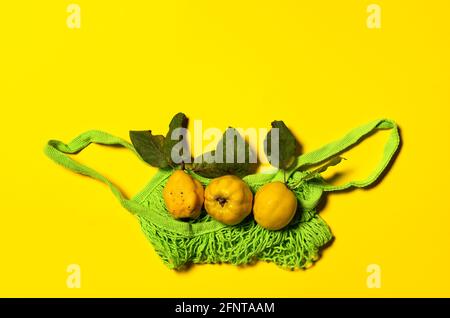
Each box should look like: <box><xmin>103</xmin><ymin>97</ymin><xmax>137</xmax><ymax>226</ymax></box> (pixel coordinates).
<box><xmin>163</xmin><ymin>112</ymin><xmax>189</xmax><ymax>166</ymax></box>
<box><xmin>129</xmin><ymin>130</ymin><xmax>169</xmax><ymax>168</ymax></box>
<box><xmin>302</xmin><ymin>156</ymin><xmax>346</xmax><ymax>182</ymax></box>
<box><xmin>190</xmin><ymin>127</ymin><xmax>257</xmax><ymax>178</ymax></box>
<box><xmin>129</xmin><ymin>112</ymin><xmax>190</xmax><ymax>169</ymax></box>
<box><xmin>264</xmin><ymin>120</ymin><xmax>298</xmax><ymax>170</ymax></box>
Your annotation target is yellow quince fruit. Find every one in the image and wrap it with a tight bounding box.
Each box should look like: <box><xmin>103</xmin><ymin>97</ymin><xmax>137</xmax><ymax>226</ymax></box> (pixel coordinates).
<box><xmin>163</xmin><ymin>170</ymin><xmax>204</xmax><ymax>219</ymax></box>
<box><xmin>253</xmin><ymin>182</ymin><xmax>297</xmax><ymax>230</ymax></box>
<box><xmin>204</xmin><ymin>175</ymin><xmax>253</xmax><ymax>225</ymax></box>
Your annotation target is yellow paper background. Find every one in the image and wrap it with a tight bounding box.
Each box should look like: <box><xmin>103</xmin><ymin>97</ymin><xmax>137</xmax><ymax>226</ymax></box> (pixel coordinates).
<box><xmin>1</xmin><ymin>1</ymin><xmax>449</xmax><ymax>297</ymax></box>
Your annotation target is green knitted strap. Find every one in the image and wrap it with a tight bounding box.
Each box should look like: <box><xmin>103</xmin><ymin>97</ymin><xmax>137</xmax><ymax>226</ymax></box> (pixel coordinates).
<box><xmin>279</xmin><ymin>119</ymin><xmax>400</xmax><ymax>191</ymax></box>
<box><xmin>44</xmin><ymin>130</ymin><xmax>227</xmax><ymax>235</ymax></box>
<box><xmin>44</xmin><ymin>119</ymin><xmax>399</xmax><ymax>236</ymax></box>
<box><xmin>44</xmin><ymin>130</ymin><xmax>152</xmax><ymax>216</ymax></box>
<box><xmin>43</xmin><ymin>120</ymin><xmax>400</xmax><ymax>269</ymax></box>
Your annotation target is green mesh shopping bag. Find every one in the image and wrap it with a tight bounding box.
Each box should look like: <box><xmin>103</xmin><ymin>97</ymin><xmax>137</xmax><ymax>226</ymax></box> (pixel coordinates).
<box><xmin>44</xmin><ymin>119</ymin><xmax>400</xmax><ymax>270</ymax></box>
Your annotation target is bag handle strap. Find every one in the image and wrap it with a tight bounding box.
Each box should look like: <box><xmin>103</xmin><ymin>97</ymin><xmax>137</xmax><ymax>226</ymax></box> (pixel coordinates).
<box><xmin>44</xmin><ymin>130</ymin><xmax>150</xmax><ymax>215</ymax></box>
<box><xmin>283</xmin><ymin>119</ymin><xmax>400</xmax><ymax>191</ymax></box>
<box><xmin>45</xmin><ymin>120</ymin><xmax>400</xmax><ymax>215</ymax></box>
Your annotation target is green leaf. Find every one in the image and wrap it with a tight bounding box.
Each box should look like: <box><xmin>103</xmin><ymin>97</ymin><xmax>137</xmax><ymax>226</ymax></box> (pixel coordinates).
<box><xmin>264</xmin><ymin>120</ymin><xmax>298</xmax><ymax>170</ymax></box>
<box><xmin>188</xmin><ymin>151</ymin><xmax>220</xmax><ymax>178</ymax></box>
<box><xmin>312</xmin><ymin>156</ymin><xmax>345</xmax><ymax>174</ymax></box>
<box><xmin>303</xmin><ymin>156</ymin><xmax>345</xmax><ymax>182</ymax></box>
<box><xmin>163</xmin><ymin>112</ymin><xmax>189</xmax><ymax>165</ymax></box>
<box><xmin>190</xmin><ymin>127</ymin><xmax>257</xmax><ymax>178</ymax></box>
<box><xmin>129</xmin><ymin>130</ymin><xmax>169</xmax><ymax>168</ymax></box>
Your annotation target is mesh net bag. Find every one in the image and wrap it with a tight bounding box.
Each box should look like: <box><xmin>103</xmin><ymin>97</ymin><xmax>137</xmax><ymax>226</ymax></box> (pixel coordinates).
<box><xmin>44</xmin><ymin>119</ymin><xmax>400</xmax><ymax>270</ymax></box>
